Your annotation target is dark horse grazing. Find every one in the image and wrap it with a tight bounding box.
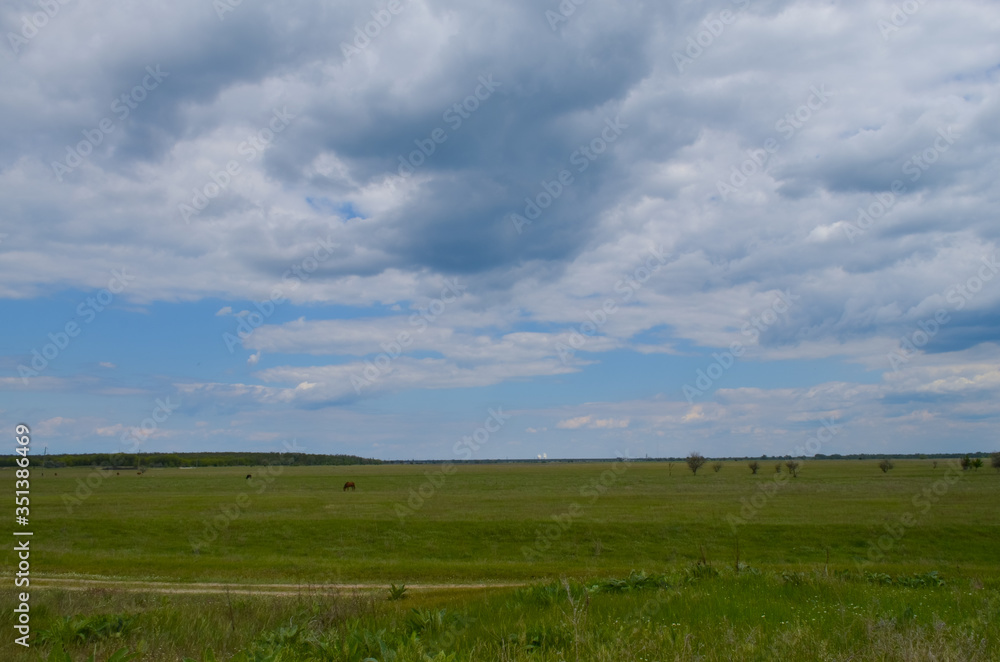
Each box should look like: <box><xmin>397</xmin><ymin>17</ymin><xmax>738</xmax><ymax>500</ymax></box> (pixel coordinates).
<box><xmin>246</xmin><ymin>474</ymin><xmax>252</xmax><ymax>480</ymax></box>
<box><xmin>343</xmin><ymin>481</ymin><xmax>356</xmax><ymax>491</ymax></box>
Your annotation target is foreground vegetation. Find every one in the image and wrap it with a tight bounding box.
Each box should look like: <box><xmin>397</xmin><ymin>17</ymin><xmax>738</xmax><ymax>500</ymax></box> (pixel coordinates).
<box><xmin>2</xmin><ymin>458</ymin><xmax>998</xmax><ymax>659</ymax></box>
<box><xmin>4</xmin><ymin>568</ymin><xmax>998</xmax><ymax>661</ymax></box>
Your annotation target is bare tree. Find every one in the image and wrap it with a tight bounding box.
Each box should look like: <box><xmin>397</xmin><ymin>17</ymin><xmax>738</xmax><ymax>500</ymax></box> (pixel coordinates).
<box><xmin>748</xmin><ymin>461</ymin><xmax>760</xmax><ymax>475</ymax></box>
<box><xmin>712</xmin><ymin>462</ymin><xmax>723</xmax><ymax>473</ymax></box>
<box><xmin>687</xmin><ymin>452</ymin><xmax>707</xmax><ymax>475</ymax></box>
<box><xmin>785</xmin><ymin>460</ymin><xmax>800</xmax><ymax>478</ymax></box>
<box><xmin>878</xmin><ymin>459</ymin><xmax>894</xmax><ymax>473</ymax></box>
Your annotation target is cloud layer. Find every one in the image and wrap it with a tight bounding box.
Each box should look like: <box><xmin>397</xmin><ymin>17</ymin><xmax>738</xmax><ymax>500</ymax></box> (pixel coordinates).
<box><xmin>2</xmin><ymin>0</ymin><xmax>1000</xmax><ymax>458</ymax></box>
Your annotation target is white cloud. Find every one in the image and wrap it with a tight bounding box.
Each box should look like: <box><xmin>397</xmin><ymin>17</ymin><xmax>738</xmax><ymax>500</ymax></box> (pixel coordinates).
<box><xmin>556</xmin><ymin>415</ymin><xmax>629</xmax><ymax>430</ymax></box>
<box><xmin>4</xmin><ymin>0</ymin><xmax>1000</xmax><ymax>457</ymax></box>
<box><xmin>556</xmin><ymin>416</ymin><xmax>592</xmax><ymax>430</ymax></box>
<box><xmin>594</xmin><ymin>418</ymin><xmax>630</xmax><ymax>429</ymax></box>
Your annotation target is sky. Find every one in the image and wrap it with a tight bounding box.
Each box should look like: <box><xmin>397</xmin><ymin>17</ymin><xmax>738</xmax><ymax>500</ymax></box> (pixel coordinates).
<box><xmin>2</xmin><ymin>0</ymin><xmax>999</xmax><ymax>461</ymax></box>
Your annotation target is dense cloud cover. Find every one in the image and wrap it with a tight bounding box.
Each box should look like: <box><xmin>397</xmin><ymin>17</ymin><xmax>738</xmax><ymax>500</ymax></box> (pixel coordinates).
<box><xmin>2</xmin><ymin>0</ymin><xmax>999</xmax><ymax>459</ymax></box>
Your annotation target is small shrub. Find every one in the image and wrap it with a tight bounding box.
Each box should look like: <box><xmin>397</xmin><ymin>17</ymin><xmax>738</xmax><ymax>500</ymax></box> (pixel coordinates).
<box><xmin>712</xmin><ymin>462</ymin><xmax>723</xmax><ymax>473</ymax></box>
<box><xmin>591</xmin><ymin>570</ymin><xmax>669</xmax><ymax>593</ymax></box>
<box><xmin>388</xmin><ymin>583</ymin><xmax>408</xmax><ymax>601</ymax></box>
<box><xmin>514</xmin><ymin>582</ymin><xmax>563</xmax><ymax>606</ymax></box>
<box><xmin>865</xmin><ymin>572</ymin><xmax>894</xmax><ymax>586</ymax></box>
<box><xmin>960</xmin><ymin>455</ymin><xmax>972</xmax><ymax>470</ymax></box>
<box><xmin>686</xmin><ymin>453</ymin><xmax>707</xmax><ymax>475</ymax></box>
<box><xmin>878</xmin><ymin>459</ymin><xmax>894</xmax><ymax>473</ymax></box>
<box><xmin>684</xmin><ymin>562</ymin><xmax>719</xmax><ymax>583</ymax></box>
<box><xmin>896</xmin><ymin>571</ymin><xmax>945</xmax><ymax>588</ymax></box>
<box><xmin>992</xmin><ymin>452</ymin><xmax>1000</xmax><ymax>471</ymax></box>
<box><xmin>748</xmin><ymin>461</ymin><xmax>760</xmax><ymax>474</ymax></box>
<box><xmin>781</xmin><ymin>571</ymin><xmax>807</xmax><ymax>585</ymax></box>
<box><xmin>834</xmin><ymin>569</ymin><xmax>855</xmax><ymax>581</ymax></box>
<box><xmin>38</xmin><ymin>614</ymin><xmax>135</xmax><ymax>646</ymax></box>
<box><xmin>775</xmin><ymin>463</ymin><xmax>782</xmax><ymax>474</ymax></box>
<box><xmin>406</xmin><ymin>608</ymin><xmax>451</xmax><ymax>634</ymax></box>
<box><xmin>785</xmin><ymin>460</ymin><xmax>800</xmax><ymax>477</ymax></box>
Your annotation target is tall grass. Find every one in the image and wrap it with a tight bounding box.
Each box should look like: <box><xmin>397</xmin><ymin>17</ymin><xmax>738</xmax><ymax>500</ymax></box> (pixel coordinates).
<box><xmin>5</xmin><ymin>460</ymin><xmax>998</xmax><ymax>659</ymax></box>
<box><xmin>5</xmin><ymin>567</ymin><xmax>998</xmax><ymax>661</ymax></box>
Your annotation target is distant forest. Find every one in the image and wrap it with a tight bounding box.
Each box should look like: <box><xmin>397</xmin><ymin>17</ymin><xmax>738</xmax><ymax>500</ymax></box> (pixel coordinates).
<box><xmin>2</xmin><ymin>451</ymin><xmax>994</xmax><ymax>469</ymax></box>
<box><xmin>382</xmin><ymin>452</ymin><xmax>996</xmax><ymax>464</ymax></box>
<box><xmin>0</xmin><ymin>452</ymin><xmax>382</xmax><ymax>469</ymax></box>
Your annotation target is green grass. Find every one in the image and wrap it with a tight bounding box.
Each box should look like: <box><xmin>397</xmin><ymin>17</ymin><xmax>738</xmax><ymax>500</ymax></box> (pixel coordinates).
<box><xmin>8</xmin><ymin>459</ymin><xmax>998</xmax><ymax>582</ymax></box>
<box><xmin>3</xmin><ymin>570</ymin><xmax>998</xmax><ymax>660</ymax></box>
<box><xmin>2</xmin><ymin>459</ymin><xmax>998</xmax><ymax>659</ymax></box>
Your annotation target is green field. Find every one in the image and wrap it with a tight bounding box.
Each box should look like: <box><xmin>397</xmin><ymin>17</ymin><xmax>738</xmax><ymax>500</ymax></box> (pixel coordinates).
<box><xmin>3</xmin><ymin>459</ymin><xmax>999</xmax><ymax>660</ymax></box>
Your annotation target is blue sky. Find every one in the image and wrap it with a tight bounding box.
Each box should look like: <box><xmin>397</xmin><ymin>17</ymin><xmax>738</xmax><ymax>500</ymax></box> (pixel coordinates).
<box><xmin>2</xmin><ymin>0</ymin><xmax>1000</xmax><ymax>460</ymax></box>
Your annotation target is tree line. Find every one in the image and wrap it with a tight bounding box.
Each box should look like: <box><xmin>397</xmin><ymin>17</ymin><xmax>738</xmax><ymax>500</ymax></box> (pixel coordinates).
<box><xmin>0</xmin><ymin>452</ymin><xmax>382</xmax><ymax>469</ymax></box>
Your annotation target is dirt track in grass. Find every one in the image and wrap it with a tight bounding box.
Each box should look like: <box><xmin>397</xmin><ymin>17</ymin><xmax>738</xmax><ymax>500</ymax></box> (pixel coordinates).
<box><xmin>33</xmin><ymin>576</ymin><xmax>529</xmax><ymax>597</ymax></box>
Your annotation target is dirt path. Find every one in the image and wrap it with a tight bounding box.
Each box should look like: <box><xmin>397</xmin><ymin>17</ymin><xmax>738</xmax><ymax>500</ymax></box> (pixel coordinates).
<box><xmin>33</xmin><ymin>576</ymin><xmax>529</xmax><ymax>597</ymax></box>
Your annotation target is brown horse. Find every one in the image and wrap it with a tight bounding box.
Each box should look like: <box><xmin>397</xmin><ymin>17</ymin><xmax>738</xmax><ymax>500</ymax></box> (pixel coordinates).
<box><xmin>343</xmin><ymin>481</ymin><xmax>356</xmax><ymax>491</ymax></box>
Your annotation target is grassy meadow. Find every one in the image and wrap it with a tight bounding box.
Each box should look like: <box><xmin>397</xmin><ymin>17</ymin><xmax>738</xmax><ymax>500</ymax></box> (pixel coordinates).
<box><xmin>2</xmin><ymin>458</ymin><xmax>999</xmax><ymax>660</ymax></box>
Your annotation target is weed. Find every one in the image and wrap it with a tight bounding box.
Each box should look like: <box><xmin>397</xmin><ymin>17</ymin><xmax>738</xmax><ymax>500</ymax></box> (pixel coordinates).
<box><xmin>38</xmin><ymin>614</ymin><xmax>135</xmax><ymax>646</ymax></box>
